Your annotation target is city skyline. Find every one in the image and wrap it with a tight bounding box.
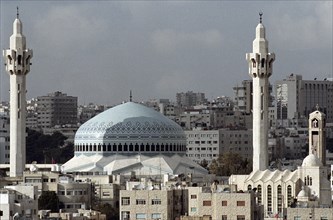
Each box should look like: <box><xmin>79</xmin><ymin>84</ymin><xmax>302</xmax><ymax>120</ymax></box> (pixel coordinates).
<box><xmin>1</xmin><ymin>1</ymin><xmax>332</xmax><ymax>105</ymax></box>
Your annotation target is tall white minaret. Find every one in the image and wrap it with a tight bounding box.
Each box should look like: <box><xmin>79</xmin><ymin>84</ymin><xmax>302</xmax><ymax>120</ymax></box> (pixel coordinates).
<box><xmin>246</xmin><ymin>13</ymin><xmax>275</xmax><ymax>171</ymax></box>
<box><xmin>3</xmin><ymin>8</ymin><xmax>33</xmax><ymax>177</ymax></box>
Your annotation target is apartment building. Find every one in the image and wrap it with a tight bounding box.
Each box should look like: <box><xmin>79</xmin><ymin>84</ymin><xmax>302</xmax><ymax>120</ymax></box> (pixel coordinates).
<box><xmin>36</xmin><ymin>91</ymin><xmax>78</xmax><ymax>129</ymax></box>
<box><xmin>186</xmin><ymin>129</ymin><xmax>253</xmax><ymax>165</ymax></box>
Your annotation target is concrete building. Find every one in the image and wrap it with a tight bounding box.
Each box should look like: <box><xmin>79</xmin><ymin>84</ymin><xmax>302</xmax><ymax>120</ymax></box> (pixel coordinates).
<box><xmin>0</xmin><ymin>184</ymin><xmax>38</xmax><ymax>220</ymax></box>
<box><xmin>186</xmin><ymin>185</ymin><xmax>262</xmax><ymax>220</ymax></box>
<box><xmin>0</xmin><ymin>113</ymin><xmax>10</xmax><ymax>164</ymax></box>
<box><xmin>176</xmin><ymin>91</ymin><xmax>207</xmax><ymax>108</ymax></box>
<box><xmin>233</xmin><ymin>80</ymin><xmax>253</xmax><ymax>114</ymax></box>
<box><xmin>186</xmin><ymin>128</ymin><xmax>252</xmax><ymax>165</ymax></box>
<box><xmin>3</xmin><ymin>9</ymin><xmax>33</xmax><ymax>177</ymax></box>
<box><xmin>275</xmin><ymin>74</ymin><xmax>333</xmax><ymax>123</ymax></box>
<box><xmin>36</xmin><ymin>91</ymin><xmax>78</xmax><ymax>130</ymax></box>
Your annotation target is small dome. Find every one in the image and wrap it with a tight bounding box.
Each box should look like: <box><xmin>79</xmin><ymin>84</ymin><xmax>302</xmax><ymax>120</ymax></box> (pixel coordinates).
<box><xmin>297</xmin><ymin>187</ymin><xmax>308</xmax><ymax>198</ymax></box>
<box><xmin>302</xmin><ymin>154</ymin><xmax>322</xmax><ymax>167</ymax></box>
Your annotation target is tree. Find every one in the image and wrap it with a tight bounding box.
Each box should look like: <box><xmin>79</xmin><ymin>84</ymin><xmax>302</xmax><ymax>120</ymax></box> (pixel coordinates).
<box><xmin>38</xmin><ymin>191</ymin><xmax>62</xmax><ymax>212</ymax></box>
<box><xmin>93</xmin><ymin>203</ymin><xmax>119</xmax><ymax>220</ymax></box>
<box><xmin>199</xmin><ymin>159</ymin><xmax>209</xmax><ymax>169</ymax></box>
<box><xmin>208</xmin><ymin>152</ymin><xmax>252</xmax><ymax>176</ymax></box>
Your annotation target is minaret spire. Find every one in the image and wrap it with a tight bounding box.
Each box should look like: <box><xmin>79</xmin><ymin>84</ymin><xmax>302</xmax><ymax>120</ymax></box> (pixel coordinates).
<box><xmin>259</xmin><ymin>11</ymin><xmax>263</xmax><ymax>24</ymax></box>
<box><xmin>246</xmin><ymin>14</ymin><xmax>275</xmax><ymax>171</ymax></box>
<box><xmin>17</xmin><ymin>6</ymin><xmax>19</xmax><ymax>18</ymax></box>
<box><xmin>3</xmin><ymin>10</ymin><xmax>33</xmax><ymax>177</ymax></box>
<box><xmin>130</xmin><ymin>90</ymin><xmax>132</xmax><ymax>102</ymax></box>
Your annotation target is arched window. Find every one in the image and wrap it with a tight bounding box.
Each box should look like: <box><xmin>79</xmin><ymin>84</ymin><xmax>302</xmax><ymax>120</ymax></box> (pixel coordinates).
<box><xmin>247</xmin><ymin>184</ymin><xmax>252</xmax><ymax>191</ymax></box>
<box><xmin>165</xmin><ymin>144</ymin><xmax>169</xmax><ymax>151</ymax></box>
<box><xmin>107</xmin><ymin>144</ymin><xmax>111</xmax><ymax>151</ymax></box>
<box><xmin>97</xmin><ymin>144</ymin><xmax>101</xmax><ymax>151</ymax></box>
<box><xmin>277</xmin><ymin>185</ymin><xmax>282</xmax><ymax>213</ymax></box>
<box><xmin>124</xmin><ymin>144</ymin><xmax>128</xmax><ymax>152</ymax></box>
<box><xmin>251</xmin><ymin>58</ymin><xmax>256</xmax><ymax>68</ymax></box>
<box><xmin>309</xmin><ymin>177</ymin><xmax>312</xmax><ymax>186</ymax></box>
<box><xmin>146</xmin><ymin>144</ymin><xmax>150</xmax><ymax>152</ymax></box>
<box><xmin>287</xmin><ymin>185</ymin><xmax>292</xmax><ymax>206</ymax></box>
<box><xmin>135</xmin><ymin>144</ymin><xmax>139</xmax><ymax>152</ymax></box>
<box><xmin>113</xmin><ymin>144</ymin><xmax>117</xmax><ymax>151</ymax></box>
<box><xmin>267</xmin><ymin>185</ymin><xmax>272</xmax><ymax>212</ymax></box>
<box><xmin>257</xmin><ymin>185</ymin><xmax>262</xmax><ymax>205</ymax></box>
<box><xmin>118</xmin><ymin>144</ymin><xmax>122</xmax><ymax>152</ymax></box>
<box><xmin>156</xmin><ymin>144</ymin><xmax>160</xmax><ymax>151</ymax></box>
<box><xmin>129</xmin><ymin>143</ymin><xmax>133</xmax><ymax>151</ymax></box>
<box><xmin>304</xmin><ymin>177</ymin><xmax>307</xmax><ymax>186</ymax></box>
<box><xmin>140</xmin><ymin>143</ymin><xmax>144</xmax><ymax>152</ymax></box>
<box><xmin>151</xmin><ymin>144</ymin><xmax>155</xmax><ymax>151</ymax></box>
<box><xmin>89</xmin><ymin>144</ymin><xmax>92</xmax><ymax>152</ymax></box>
<box><xmin>93</xmin><ymin>144</ymin><xmax>97</xmax><ymax>152</ymax></box>
<box><xmin>161</xmin><ymin>144</ymin><xmax>165</xmax><ymax>151</ymax></box>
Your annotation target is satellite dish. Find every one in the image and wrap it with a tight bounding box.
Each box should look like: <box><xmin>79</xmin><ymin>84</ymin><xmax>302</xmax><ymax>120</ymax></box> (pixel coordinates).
<box><xmin>29</xmin><ymin>164</ymin><xmax>38</xmax><ymax>172</ymax></box>
<box><xmin>13</xmin><ymin>213</ymin><xmax>20</xmax><ymax>220</ymax></box>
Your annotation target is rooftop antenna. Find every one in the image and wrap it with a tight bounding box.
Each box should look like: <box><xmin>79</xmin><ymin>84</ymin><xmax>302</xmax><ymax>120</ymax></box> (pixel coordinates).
<box><xmin>16</xmin><ymin>6</ymin><xmax>19</xmax><ymax>18</ymax></box>
<box><xmin>129</xmin><ymin>90</ymin><xmax>132</xmax><ymax>102</ymax></box>
<box><xmin>316</xmin><ymin>104</ymin><xmax>320</xmax><ymax>111</ymax></box>
<box><xmin>259</xmin><ymin>11</ymin><xmax>263</xmax><ymax>23</ymax></box>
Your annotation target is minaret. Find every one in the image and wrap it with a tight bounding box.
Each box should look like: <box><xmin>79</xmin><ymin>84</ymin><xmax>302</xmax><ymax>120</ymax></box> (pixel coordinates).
<box><xmin>246</xmin><ymin>13</ymin><xmax>275</xmax><ymax>171</ymax></box>
<box><xmin>3</xmin><ymin>8</ymin><xmax>33</xmax><ymax>177</ymax></box>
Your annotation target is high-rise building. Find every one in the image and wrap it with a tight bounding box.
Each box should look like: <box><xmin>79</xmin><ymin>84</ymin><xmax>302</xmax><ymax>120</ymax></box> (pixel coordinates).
<box><xmin>176</xmin><ymin>91</ymin><xmax>207</xmax><ymax>108</ymax></box>
<box><xmin>275</xmin><ymin>74</ymin><xmax>333</xmax><ymax>123</ymax></box>
<box><xmin>246</xmin><ymin>13</ymin><xmax>275</xmax><ymax>171</ymax></box>
<box><xmin>36</xmin><ymin>91</ymin><xmax>78</xmax><ymax>129</ymax></box>
<box><xmin>3</xmin><ymin>9</ymin><xmax>33</xmax><ymax>177</ymax></box>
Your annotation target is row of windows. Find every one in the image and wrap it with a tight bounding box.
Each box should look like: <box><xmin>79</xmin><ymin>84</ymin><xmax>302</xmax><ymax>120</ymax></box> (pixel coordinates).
<box><xmin>75</xmin><ymin>143</ymin><xmax>186</xmax><ymax>152</ymax></box>
<box><xmin>121</xmin><ymin>197</ymin><xmax>161</xmax><ymax>206</ymax></box>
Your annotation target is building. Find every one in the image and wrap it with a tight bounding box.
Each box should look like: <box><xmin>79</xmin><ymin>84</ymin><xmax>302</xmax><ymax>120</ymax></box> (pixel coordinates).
<box><xmin>0</xmin><ymin>184</ymin><xmax>38</xmax><ymax>220</ymax></box>
<box><xmin>176</xmin><ymin>91</ymin><xmax>207</xmax><ymax>108</ymax></box>
<box><xmin>3</xmin><ymin>9</ymin><xmax>33</xmax><ymax>177</ymax></box>
<box><xmin>0</xmin><ymin>113</ymin><xmax>10</xmax><ymax>164</ymax></box>
<box><xmin>36</xmin><ymin>91</ymin><xmax>78</xmax><ymax>130</ymax></box>
<box><xmin>233</xmin><ymin>80</ymin><xmax>253</xmax><ymax>114</ymax></box>
<box><xmin>62</xmin><ymin>102</ymin><xmax>207</xmax><ymax>175</ymax></box>
<box><xmin>186</xmin><ymin>185</ymin><xmax>262</xmax><ymax>220</ymax></box>
<box><xmin>275</xmin><ymin>74</ymin><xmax>333</xmax><ymax>123</ymax></box>
<box><xmin>185</xmin><ymin>128</ymin><xmax>252</xmax><ymax>165</ymax></box>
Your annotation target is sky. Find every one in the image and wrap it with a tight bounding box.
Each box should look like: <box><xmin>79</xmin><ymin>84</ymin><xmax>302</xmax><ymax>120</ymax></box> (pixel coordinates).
<box><xmin>0</xmin><ymin>1</ymin><xmax>332</xmax><ymax>106</ymax></box>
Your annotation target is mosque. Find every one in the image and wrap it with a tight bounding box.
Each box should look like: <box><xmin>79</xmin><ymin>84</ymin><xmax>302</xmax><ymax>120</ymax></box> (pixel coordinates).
<box><xmin>230</xmin><ymin>13</ymin><xmax>332</xmax><ymax>217</ymax></box>
<box><xmin>62</xmin><ymin>101</ymin><xmax>208</xmax><ymax>175</ymax></box>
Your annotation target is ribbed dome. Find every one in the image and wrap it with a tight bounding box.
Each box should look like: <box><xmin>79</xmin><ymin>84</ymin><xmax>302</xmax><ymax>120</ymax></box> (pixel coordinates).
<box><xmin>74</xmin><ymin>102</ymin><xmax>186</xmax><ymax>154</ymax></box>
<box><xmin>302</xmin><ymin>154</ymin><xmax>322</xmax><ymax>167</ymax></box>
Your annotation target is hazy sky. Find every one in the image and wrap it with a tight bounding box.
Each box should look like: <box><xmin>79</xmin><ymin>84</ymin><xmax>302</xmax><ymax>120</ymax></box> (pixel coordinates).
<box><xmin>1</xmin><ymin>1</ymin><xmax>332</xmax><ymax>105</ymax></box>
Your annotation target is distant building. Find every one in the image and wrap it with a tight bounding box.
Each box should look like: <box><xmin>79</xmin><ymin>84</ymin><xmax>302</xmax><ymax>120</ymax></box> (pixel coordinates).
<box><xmin>176</xmin><ymin>91</ymin><xmax>207</xmax><ymax>108</ymax></box>
<box><xmin>0</xmin><ymin>113</ymin><xmax>10</xmax><ymax>164</ymax></box>
<box><xmin>275</xmin><ymin>74</ymin><xmax>333</xmax><ymax>123</ymax></box>
<box><xmin>185</xmin><ymin>128</ymin><xmax>252</xmax><ymax>165</ymax></box>
<box><xmin>36</xmin><ymin>91</ymin><xmax>78</xmax><ymax>130</ymax></box>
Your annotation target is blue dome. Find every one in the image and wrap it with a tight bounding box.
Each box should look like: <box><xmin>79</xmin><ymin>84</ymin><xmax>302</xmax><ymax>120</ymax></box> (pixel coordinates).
<box><xmin>74</xmin><ymin>102</ymin><xmax>186</xmax><ymax>155</ymax></box>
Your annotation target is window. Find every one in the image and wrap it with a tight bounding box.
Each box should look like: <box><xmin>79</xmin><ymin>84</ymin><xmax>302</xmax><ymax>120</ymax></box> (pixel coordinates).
<box><xmin>203</xmin><ymin>200</ymin><xmax>211</xmax><ymax>206</ymax></box>
<box><xmin>257</xmin><ymin>185</ymin><xmax>262</xmax><ymax>204</ymax></box>
<box><xmin>237</xmin><ymin>201</ymin><xmax>245</xmax><ymax>206</ymax></box>
<box><xmin>121</xmin><ymin>197</ymin><xmax>130</xmax><ymax>205</ymax></box>
<box><xmin>191</xmin><ymin>194</ymin><xmax>197</xmax><ymax>199</ymax></box>
<box><xmin>294</xmin><ymin>217</ymin><xmax>301</xmax><ymax>220</ymax></box>
<box><xmin>151</xmin><ymin>213</ymin><xmax>161</xmax><ymax>219</ymax></box>
<box><xmin>190</xmin><ymin>207</ymin><xmax>197</xmax><ymax>212</ymax></box>
<box><xmin>237</xmin><ymin>216</ymin><xmax>245</xmax><ymax>220</ymax></box>
<box><xmin>287</xmin><ymin>185</ymin><xmax>292</xmax><ymax>206</ymax></box>
<box><xmin>267</xmin><ymin>185</ymin><xmax>272</xmax><ymax>212</ymax></box>
<box><xmin>222</xmin><ymin>200</ymin><xmax>227</xmax><ymax>206</ymax></box>
<box><xmin>277</xmin><ymin>185</ymin><xmax>282</xmax><ymax>213</ymax></box>
<box><xmin>121</xmin><ymin>211</ymin><xmax>130</xmax><ymax>220</ymax></box>
<box><xmin>152</xmin><ymin>199</ymin><xmax>161</xmax><ymax>205</ymax></box>
<box><xmin>222</xmin><ymin>215</ymin><xmax>227</xmax><ymax>220</ymax></box>
<box><xmin>136</xmin><ymin>213</ymin><xmax>146</xmax><ymax>219</ymax></box>
<box><xmin>136</xmin><ymin>199</ymin><xmax>146</xmax><ymax>205</ymax></box>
